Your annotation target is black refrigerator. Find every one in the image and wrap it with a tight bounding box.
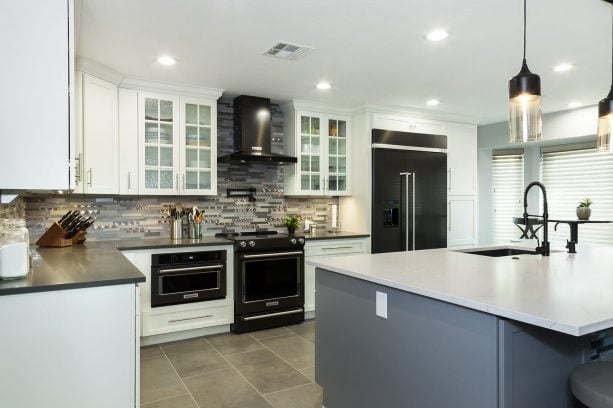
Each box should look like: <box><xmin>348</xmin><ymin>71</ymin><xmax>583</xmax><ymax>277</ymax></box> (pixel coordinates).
<box><xmin>371</xmin><ymin>129</ymin><xmax>447</xmax><ymax>254</ymax></box>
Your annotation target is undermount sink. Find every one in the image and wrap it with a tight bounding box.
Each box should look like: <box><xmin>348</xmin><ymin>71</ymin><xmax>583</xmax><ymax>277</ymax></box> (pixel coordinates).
<box><xmin>457</xmin><ymin>247</ymin><xmax>538</xmax><ymax>257</ymax></box>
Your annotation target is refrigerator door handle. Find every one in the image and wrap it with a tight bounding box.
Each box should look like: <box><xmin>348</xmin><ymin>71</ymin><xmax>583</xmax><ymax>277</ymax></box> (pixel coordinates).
<box><xmin>399</xmin><ymin>172</ymin><xmax>415</xmax><ymax>251</ymax></box>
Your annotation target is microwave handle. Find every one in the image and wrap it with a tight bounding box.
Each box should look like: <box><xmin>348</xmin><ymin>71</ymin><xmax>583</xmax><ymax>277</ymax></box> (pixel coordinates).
<box><xmin>158</xmin><ymin>265</ymin><xmax>224</xmax><ymax>274</ymax></box>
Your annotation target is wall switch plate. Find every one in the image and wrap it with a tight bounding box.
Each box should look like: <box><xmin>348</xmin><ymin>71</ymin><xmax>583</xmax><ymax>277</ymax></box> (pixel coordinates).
<box><xmin>376</xmin><ymin>291</ymin><xmax>387</xmax><ymax>319</ymax></box>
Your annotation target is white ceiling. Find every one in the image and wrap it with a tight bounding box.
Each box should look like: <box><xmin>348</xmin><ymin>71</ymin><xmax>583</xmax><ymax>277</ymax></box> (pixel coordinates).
<box><xmin>77</xmin><ymin>0</ymin><xmax>611</xmax><ymax>124</ymax></box>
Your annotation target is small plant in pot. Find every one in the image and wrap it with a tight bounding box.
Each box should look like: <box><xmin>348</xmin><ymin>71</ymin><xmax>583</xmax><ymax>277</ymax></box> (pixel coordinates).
<box><xmin>576</xmin><ymin>198</ymin><xmax>592</xmax><ymax>220</ymax></box>
<box><xmin>282</xmin><ymin>215</ymin><xmax>301</xmax><ymax>235</ymax></box>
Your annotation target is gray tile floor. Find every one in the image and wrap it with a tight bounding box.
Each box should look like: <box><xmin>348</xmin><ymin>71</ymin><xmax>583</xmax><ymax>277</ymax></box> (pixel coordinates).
<box><xmin>141</xmin><ymin>320</ymin><xmax>322</xmax><ymax>408</ymax></box>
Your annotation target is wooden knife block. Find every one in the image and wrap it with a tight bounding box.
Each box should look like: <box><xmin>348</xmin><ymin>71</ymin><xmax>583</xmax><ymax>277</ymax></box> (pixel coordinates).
<box><xmin>36</xmin><ymin>222</ymin><xmax>87</xmax><ymax>248</ymax></box>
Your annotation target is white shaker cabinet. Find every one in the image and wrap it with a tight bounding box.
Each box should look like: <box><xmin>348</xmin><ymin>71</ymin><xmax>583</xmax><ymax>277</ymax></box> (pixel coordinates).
<box><xmin>284</xmin><ymin>105</ymin><xmax>352</xmax><ymax>196</ymax></box>
<box><xmin>0</xmin><ymin>0</ymin><xmax>74</xmax><ymax>191</ymax></box>
<box><xmin>118</xmin><ymin>88</ymin><xmax>139</xmax><ymax>195</ymax></box>
<box><xmin>77</xmin><ymin>73</ymin><xmax>119</xmax><ymax>194</ymax></box>
<box><xmin>447</xmin><ymin>122</ymin><xmax>477</xmax><ymax>196</ymax></box>
<box><xmin>372</xmin><ymin>113</ymin><xmax>447</xmax><ymax>136</ymax></box>
<box><xmin>447</xmin><ymin>196</ymin><xmax>477</xmax><ymax>247</ymax></box>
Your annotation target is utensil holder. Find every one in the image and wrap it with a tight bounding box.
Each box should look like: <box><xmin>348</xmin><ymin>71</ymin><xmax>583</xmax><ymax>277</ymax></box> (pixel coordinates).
<box><xmin>188</xmin><ymin>223</ymin><xmax>201</xmax><ymax>240</ymax></box>
<box><xmin>171</xmin><ymin>220</ymin><xmax>183</xmax><ymax>240</ymax></box>
<box><xmin>36</xmin><ymin>222</ymin><xmax>87</xmax><ymax>247</ymax></box>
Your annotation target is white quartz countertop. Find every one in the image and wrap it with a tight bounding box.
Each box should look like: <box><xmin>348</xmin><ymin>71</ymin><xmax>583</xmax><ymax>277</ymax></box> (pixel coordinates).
<box><xmin>307</xmin><ymin>242</ymin><xmax>613</xmax><ymax>336</ymax></box>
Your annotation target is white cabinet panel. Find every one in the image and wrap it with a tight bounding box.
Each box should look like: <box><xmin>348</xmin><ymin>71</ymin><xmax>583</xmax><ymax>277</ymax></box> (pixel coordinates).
<box><xmin>448</xmin><ymin>197</ymin><xmax>476</xmax><ymax>247</ymax></box>
<box><xmin>0</xmin><ymin>285</ymin><xmax>137</xmax><ymax>407</ymax></box>
<box><xmin>82</xmin><ymin>73</ymin><xmax>119</xmax><ymax>194</ymax></box>
<box><xmin>447</xmin><ymin>122</ymin><xmax>477</xmax><ymax>196</ymax></box>
<box><xmin>372</xmin><ymin>114</ymin><xmax>446</xmax><ymax>136</ymax></box>
<box><xmin>119</xmin><ymin>88</ymin><xmax>139</xmax><ymax>195</ymax></box>
<box><xmin>0</xmin><ymin>0</ymin><xmax>73</xmax><ymax>190</ymax></box>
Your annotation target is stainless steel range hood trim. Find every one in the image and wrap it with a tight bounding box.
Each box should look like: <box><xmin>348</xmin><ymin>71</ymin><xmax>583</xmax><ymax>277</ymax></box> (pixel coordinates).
<box><xmin>218</xmin><ymin>151</ymin><xmax>297</xmax><ymax>164</ymax></box>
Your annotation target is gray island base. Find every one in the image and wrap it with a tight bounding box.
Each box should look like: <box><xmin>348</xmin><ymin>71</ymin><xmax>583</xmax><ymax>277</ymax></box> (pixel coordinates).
<box><xmin>315</xmin><ymin>268</ymin><xmax>589</xmax><ymax>408</ymax></box>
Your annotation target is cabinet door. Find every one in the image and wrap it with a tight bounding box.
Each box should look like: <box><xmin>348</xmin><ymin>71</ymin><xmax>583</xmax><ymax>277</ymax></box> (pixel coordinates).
<box><xmin>0</xmin><ymin>0</ymin><xmax>72</xmax><ymax>190</ymax></box>
<box><xmin>327</xmin><ymin>116</ymin><xmax>351</xmax><ymax>195</ymax></box>
<box><xmin>304</xmin><ymin>263</ymin><xmax>316</xmax><ymax>312</ymax></box>
<box><xmin>447</xmin><ymin>196</ymin><xmax>476</xmax><ymax>247</ymax></box>
<box><xmin>447</xmin><ymin>122</ymin><xmax>477</xmax><ymax>195</ymax></box>
<box><xmin>138</xmin><ymin>93</ymin><xmax>180</xmax><ymax>195</ymax></box>
<box><xmin>180</xmin><ymin>97</ymin><xmax>217</xmax><ymax>195</ymax></box>
<box><xmin>297</xmin><ymin>112</ymin><xmax>325</xmax><ymax>195</ymax></box>
<box><xmin>118</xmin><ymin>89</ymin><xmax>139</xmax><ymax>195</ymax></box>
<box><xmin>372</xmin><ymin>114</ymin><xmax>446</xmax><ymax>136</ymax></box>
<box><xmin>82</xmin><ymin>74</ymin><xmax>119</xmax><ymax>194</ymax></box>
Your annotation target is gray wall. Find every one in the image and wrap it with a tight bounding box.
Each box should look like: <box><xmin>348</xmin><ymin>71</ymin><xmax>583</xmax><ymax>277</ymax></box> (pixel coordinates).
<box><xmin>477</xmin><ymin>106</ymin><xmax>598</xmax><ymax>245</ymax></box>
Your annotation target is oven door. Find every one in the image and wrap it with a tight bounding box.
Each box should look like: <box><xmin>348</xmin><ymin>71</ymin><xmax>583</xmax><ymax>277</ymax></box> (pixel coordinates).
<box><xmin>236</xmin><ymin>250</ymin><xmax>304</xmax><ymax>315</ymax></box>
<box><xmin>151</xmin><ymin>263</ymin><xmax>226</xmax><ymax>307</ymax></box>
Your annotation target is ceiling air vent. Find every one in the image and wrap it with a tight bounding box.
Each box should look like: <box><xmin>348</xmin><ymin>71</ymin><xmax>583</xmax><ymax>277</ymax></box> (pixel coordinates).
<box><xmin>263</xmin><ymin>42</ymin><xmax>314</xmax><ymax>61</ymax></box>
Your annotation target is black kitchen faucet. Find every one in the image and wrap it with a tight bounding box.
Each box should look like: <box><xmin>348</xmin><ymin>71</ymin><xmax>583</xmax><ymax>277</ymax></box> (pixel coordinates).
<box><xmin>523</xmin><ymin>181</ymin><xmax>550</xmax><ymax>256</ymax></box>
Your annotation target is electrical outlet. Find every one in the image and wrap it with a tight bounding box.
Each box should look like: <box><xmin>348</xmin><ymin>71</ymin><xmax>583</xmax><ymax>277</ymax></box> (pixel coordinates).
<box><xmin>376</xmin><ymin>291</ymin><xmax>387</xmax><ymax>319</ymax></box>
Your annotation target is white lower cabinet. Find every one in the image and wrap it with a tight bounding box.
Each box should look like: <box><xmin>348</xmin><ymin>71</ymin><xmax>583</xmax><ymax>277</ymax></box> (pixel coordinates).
<box><xmin>0</xmin><ymin>284</ymin><xmax>138</xmax><ymax>408</ymax></box>
<box><xmin>447</xmin><ymin>196</ymin><xmax>477</xmax><ymax>247</ymax></box>
<box><xmin>304</xmin><ymin>238</ymin><xmax>368</xmax><ymax>312</ymax></box>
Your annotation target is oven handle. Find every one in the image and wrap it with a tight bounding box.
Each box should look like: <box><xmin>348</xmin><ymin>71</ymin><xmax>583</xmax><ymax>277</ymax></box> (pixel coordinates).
<box><xmin>158</xmin><ymin>265</ymin><xmax>224</xmax><ymax>274</ymax></box>
<box><xmin>243</xmin><ymin>308</ymin><xmax>304</xmax><ymax>321</ymax></box>
<box><xmin>241</xmin><ymin>251</ymin><xmax>304</xmax><ymax>259</ymax></box>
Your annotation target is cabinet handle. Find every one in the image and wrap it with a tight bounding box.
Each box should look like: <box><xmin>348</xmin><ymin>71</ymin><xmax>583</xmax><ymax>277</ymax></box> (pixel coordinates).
<box><xmin>75</xmin><ymin>153</ymin><xmax>82</xmax><ymax>182</ymax></box>
<box><xmin>322</xmin><ymin>246</ymin><xmax>353</xmax><ymax>250</ymax></box>
<box><xmin>448</xmin><ymin>168</ymin><xmax>451</xmax><ymax>191</ymax></box>
<box><xmin>127</xmin><ymin>172</ymin><xmax>131</xmax><ymax>190</ymax></box>
<box><xmin>175</xmin><ymin>174</ymin><xmax>179</xmax><ymax>192</ymax></box>
<box><xmin>168</xmin><ymin>315</ymin><xmax>213</xmax><ymax>323</ymax></box>
<box><xmin>448</xmin><ymin>202</ymin><xmax>451</xmax><ymax>231</ymax></box>
<box><xmin>88</xmin><ymin>168</ymin><xmax>93</xmax><ymax>187</ymax></box>
<box><xmin>183</xmin><ymin>173</ymin><xmax>186</xmax><ymax>191</ymax></box>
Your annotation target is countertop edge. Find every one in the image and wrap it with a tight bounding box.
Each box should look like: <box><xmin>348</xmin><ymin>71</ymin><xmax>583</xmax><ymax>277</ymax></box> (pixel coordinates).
<box><xmin>0</xmin><ymin>276</ymin><xmax>146</xmax><ymax>297</ymax></box>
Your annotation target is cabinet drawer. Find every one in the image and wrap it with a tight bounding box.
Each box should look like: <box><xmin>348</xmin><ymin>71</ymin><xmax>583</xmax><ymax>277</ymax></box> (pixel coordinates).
<box><xmin>143</xmin><ymin>304</ymin><xmax>232</xmax><ymax>336</ymax></box>
<box><xmin>305</xmin><ymin>240</ymin><xmax>366</xmax><ymax>256</ymax></box>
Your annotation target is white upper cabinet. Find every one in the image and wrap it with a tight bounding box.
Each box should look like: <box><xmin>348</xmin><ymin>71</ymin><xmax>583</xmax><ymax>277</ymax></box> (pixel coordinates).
<box><xmin>0</xmin><ymin>0</ymin><xmax>73</xmax><ymax>190</ymax></box>
<box><xmin>284</xmin><ymin>105</ymin><xmax>352</xmax><ymax>196</ymax></box>
<box><xmin>446</xmin><ymin>122</ymin><xmax>477</xmax><ymax>196</ymax></box>
<box><xmin>372</xmin><ymin>114</ymin><xmax>446</xmax><ymax>136</ymax></box>
<box><xmin>118</xmin><ymin>89</ymin><xmax>139</xmax><ymax>195</ymax></box>
<box><xmin>138</xmin><ymin>93</ymin><xmax>181</xmax><ymax>195</ymax></box>
<box><xmin>136</xmin><ymin>91</ymin><xmax>219</xmax><ymax>196</ymax></box>
<box><xmin>79</xmin><ymin>73</ymin><xmax>119</xmax><ymax>194</ymax></box>
<box><xmin>179</xmin><ymin>97</ymin><xmax>218</xmax><ymax>195</ymax></box>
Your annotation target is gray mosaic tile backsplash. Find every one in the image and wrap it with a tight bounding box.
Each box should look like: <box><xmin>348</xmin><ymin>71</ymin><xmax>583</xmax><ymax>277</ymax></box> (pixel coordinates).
<box><xmin>0</xmin><ymin>197</ymin><xmax>25</xmax><ymax>220</ymax></box>
<box><xmin>23</xmin><ymin>98</ymin><xmax>339</xmax><ymax>242</ymax></box>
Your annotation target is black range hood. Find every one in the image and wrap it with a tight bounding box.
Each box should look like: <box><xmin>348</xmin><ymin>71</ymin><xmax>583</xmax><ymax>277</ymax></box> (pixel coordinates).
<box><xmin>218</xmin><ymin>95</ymin><xmax>297</xmax><ymax>164</ymax></box>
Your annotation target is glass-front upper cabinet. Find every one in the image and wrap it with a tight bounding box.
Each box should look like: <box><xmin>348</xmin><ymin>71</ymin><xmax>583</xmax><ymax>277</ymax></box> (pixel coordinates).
<box><xmin>180</xmin><ymin>97</ymin><xmax>217</xmax><ymax>195</ymax></box>
<box><xmin>139</xmin><ymin>93</ymin><xmax>180</xmax><ymax>195</ymax></box>
<box><xmin>284</xmin><ymin>107</ymin><xmax>351</xmax><ymax>196</ymax></box>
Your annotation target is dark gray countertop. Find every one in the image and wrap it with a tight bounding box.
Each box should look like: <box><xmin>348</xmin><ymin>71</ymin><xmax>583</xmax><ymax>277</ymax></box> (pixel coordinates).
<box><xmin>303</xmin><ymin>231</ymin><xmax>370</xmax><ymax>240</ymax></box>
<box><xmin>0</xmin><ymin>242</ymin><xmax>145</xmax><ymax>296</ymax></box>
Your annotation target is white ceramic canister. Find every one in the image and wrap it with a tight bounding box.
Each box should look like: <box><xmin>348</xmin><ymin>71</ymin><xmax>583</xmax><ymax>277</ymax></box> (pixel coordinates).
<box><xmin>0</xmin><ymin>219</ymin><xmax>30</xmax><ymax>279</ymax></box>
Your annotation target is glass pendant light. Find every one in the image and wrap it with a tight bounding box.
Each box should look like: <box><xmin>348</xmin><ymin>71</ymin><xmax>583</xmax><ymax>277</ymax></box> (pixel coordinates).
<box><xmin>597</xmin><ymin>2</ymin><xmax>613</xmax><ymax>152</ymax></box>
<box><xmin>509</xmin><ymin>0</ymin><xmax>542</xmax><ymax>143</ymax></box>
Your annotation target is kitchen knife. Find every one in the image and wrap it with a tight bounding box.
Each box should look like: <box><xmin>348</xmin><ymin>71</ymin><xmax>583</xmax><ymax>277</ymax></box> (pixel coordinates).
<box><xmin>58</xmin><ymin>211</ymin><xmax>72</xmax><ymax>226</ymax></box>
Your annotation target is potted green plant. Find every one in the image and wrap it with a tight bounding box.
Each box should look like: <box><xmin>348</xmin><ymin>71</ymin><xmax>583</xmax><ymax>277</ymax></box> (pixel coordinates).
<box><xmin>576</xmin><ymin>198</ymin><xmax>592</xmax><ymax>220</ymax></box>
<box><xmin>282</xmin><ymin>215</ymin><xmax>301</xmax><ymax>235</ymax></box>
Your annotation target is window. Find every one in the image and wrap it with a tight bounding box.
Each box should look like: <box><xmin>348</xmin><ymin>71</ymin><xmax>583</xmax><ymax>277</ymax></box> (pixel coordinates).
<box><xmin>541</xmin><ymin>144</ymin><xmax>613</xmax><ymax>245</ymax></box>
<box><xmin>492</xmin><ymin>151</ymin><xmax>524</xmax><ymax>243</ymax></box>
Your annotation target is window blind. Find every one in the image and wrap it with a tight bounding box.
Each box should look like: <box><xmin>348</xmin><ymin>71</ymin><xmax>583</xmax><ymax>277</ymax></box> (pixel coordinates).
<box><xmin>492</xmin><ymin>154</ymin><xmax>524</xmax><ymax>243</ymax></box>
<box><xmin>540</xmin><ymin>147</ymin><xmax>613</xmax><ymax>245</ymax></box>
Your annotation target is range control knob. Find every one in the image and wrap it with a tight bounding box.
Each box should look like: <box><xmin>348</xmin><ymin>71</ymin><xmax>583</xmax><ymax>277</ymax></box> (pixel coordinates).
<box><xmin>298</xmin><ymin>238</ymin><xmax>305</xmax><ymax>244</ymax></box>
<box><xmin>248</xmin><ymin>240</ymin><xmax>256</xmax><ymax>247</ymax></box>
<box><xmin>290</xmin><ymin>238</ymin><xmax>297</xmax><ymax>244</ymax></box>
<box><xmin>239</xmin><ymin>241</ymin><xmax>247</xmax><ymax>248</ymax></box>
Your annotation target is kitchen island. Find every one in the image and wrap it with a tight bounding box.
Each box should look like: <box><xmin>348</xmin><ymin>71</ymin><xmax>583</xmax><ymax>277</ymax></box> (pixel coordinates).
<box><xmin>308</xmin><ymin>243</ymin><xmax>613</xmax><ymax>408</ymax></box>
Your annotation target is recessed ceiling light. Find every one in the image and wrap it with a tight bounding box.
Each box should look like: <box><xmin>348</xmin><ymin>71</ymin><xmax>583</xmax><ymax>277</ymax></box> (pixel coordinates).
<box><xmin>568</xmin><ymin>101</ymin><xmax>582</xmax><ymax>109</ymax></box>
<box><xmin>316</xmin><ymin>81</ymin><xmax>331</xmax><ymax>90</ymax></box>
<box><xmin>426</xmin><ymin>30</ymin><xmax>449</xmax><ymax>41</ymax></box>
<box><xmin>553</xmin><ymin>63</ymin><xmax>574</xmax><ymax>72</ymax></box>
<box><xmin>157</xmin><ymin>56</ymin><xmax>176</xmax><ymax>66</ymax></box>
<box><xmin>426</xmin><ymin>99</ymin><xmax>440</xmax><ymax>106</ymax></box>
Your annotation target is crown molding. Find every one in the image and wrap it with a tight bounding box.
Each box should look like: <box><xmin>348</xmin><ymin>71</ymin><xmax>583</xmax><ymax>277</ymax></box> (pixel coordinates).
<box><xmin>75</xmin><ymin>57</ymin><xmax>125</xmax><ymax>85</ymax></box>
<box><xmin>351</xmin><ymin>103</ymin><xmax>479</xmax><ymax>125</ymax></box>
<box><xmin>281</xmin><ymin>99</ymin><xmax>353</xmax><ymax>115</ymax></box>
<box><xmin>120</xmin><ymin>77</ymin><xmax>224</xmax><ymax>99</ymax></box>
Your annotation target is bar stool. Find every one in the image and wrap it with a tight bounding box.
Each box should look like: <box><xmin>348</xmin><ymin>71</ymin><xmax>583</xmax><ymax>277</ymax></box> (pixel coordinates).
<box><xmin>570</xmin><ymin>362</ymin><xmax>613</xmax><ymax>407</ymax></box>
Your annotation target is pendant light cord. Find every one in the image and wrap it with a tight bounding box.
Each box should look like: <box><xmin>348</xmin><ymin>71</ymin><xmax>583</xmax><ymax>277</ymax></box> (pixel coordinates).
<box><xmin>523</xmin><ymin>0</ymin><xmax>527</xmax><ymax>62</ymax></box>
